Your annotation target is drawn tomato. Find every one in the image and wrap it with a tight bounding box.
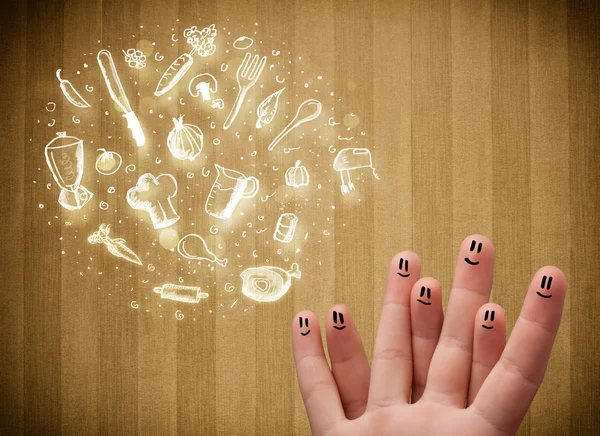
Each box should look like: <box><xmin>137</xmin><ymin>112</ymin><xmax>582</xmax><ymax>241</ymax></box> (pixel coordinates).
<box><xmin>95</xmin><ymin>149</ymin><xmax>122</xmax><ymax>175</ymax></box>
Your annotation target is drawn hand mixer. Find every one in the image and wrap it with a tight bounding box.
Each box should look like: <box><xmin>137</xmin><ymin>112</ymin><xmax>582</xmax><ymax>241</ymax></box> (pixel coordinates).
<box><xmin>333</xmin><ymin>148</ymin><xmax>380</xmax><ymax>195</ymax></box>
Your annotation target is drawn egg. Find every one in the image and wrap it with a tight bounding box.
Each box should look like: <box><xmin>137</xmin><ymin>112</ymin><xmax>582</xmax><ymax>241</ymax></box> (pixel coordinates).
<box><xmin>233</xmin><ymin>36</ymin><xmax>254</xmax><ymax>50</ymax></box>
<box><xmin>95</xmin><ymin>149</ymin><xmax>122</xmax><ymax>175</ymax></box>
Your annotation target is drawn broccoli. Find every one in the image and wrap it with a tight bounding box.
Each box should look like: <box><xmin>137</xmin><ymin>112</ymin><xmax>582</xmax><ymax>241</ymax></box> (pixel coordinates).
<box><xmin>184</xmin><ymin>24</ymin><xmax>217</xmax><ymax>57</ymax></box>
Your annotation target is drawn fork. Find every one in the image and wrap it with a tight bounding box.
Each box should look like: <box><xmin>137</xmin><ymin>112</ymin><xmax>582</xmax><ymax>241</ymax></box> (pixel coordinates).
<box><xmin>223</xmin><ymin>53</ymin><xmax>267</xmax><ymax>130</ymax></box>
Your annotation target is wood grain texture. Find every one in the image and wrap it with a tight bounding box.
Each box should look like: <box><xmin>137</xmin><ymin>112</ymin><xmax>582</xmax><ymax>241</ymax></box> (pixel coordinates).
<box><xmin>0</xmin><ymin>0</ymin><xmax>598</xmax><ymax>435</ymax></box>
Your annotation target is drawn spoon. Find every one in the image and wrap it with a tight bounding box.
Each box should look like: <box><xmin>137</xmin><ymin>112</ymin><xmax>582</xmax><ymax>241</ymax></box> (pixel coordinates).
<box><xmin>267</xmin><ymin>99</ymin><xmax>322</xmax><ymax>151</ymax></box>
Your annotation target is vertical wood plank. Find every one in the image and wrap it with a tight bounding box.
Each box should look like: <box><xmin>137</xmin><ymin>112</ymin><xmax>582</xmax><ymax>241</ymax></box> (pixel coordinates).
<box><xmin>528</xmin><ymin>0</ymin><xmax>571</xmax><ymax>434</ymax></box>
<box><xmin>567</xmin><ymin>1</ymin><xmax>600</xmax><ymax>435</ymax></box>
<box><xmin>490</xmin><ymin>1</ymin><xmax>531</xmax><ymax>434</ymax></box>
<box><xmin>24</xmin><ymin>0</ymin><xmax>64</xmax><ymax>433</ymax></box>
<box><xmin>451</xmin><ymin>0</ymin><xmax>493</xmax><ymax>254</ymax></box>
<box><xmin>412</xmin><ymin>0</ymin><xmax>454</xmax><ymax>287</ymax></box>
<box><xmin>0</xmin><ymin>0</ymin><xmax>27</xmax><ymax>434</ymax></box>
<box><xmin>372</xmin><ymin>0</ymin><xmax>413</xmax><ymax>324</ymax></box>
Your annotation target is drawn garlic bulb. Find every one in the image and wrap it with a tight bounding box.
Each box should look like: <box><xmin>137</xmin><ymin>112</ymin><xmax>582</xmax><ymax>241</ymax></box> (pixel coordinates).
<box><xmin>256</xmin><ymin>87</ymin><xmax>285</xmax><ymax>128</ymax></box>
<box><xmin>167</xmin><ymin>115</ymin><xmax>203</xmax><ymax>161</ymax></box>
<box><xmin>240</xmin><ymin>263</ymin><xmax>301</xmax><ymax>302</ymax></box>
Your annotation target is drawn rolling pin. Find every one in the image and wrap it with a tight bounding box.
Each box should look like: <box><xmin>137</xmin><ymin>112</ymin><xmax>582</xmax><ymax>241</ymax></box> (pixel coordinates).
<box><xmin>153</xmin><ymin>284</ymin><xmax>208</xmax><ymax>304</ymax></box>
<box><xmin>97</xmin><ymin>49</ymin><xmax>145</xmax><ymax>147</ymax></box>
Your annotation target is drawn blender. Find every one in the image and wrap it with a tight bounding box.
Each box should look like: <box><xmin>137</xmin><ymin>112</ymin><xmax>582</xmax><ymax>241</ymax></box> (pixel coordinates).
<box><xmin>223</xmin><ymin>53</ymin><xmax>267</xmax><ymax>130</ymax></box>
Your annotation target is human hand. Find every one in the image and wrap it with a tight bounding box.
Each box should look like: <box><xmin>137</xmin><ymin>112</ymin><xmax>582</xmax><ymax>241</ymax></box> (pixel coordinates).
<box><xmin>292</xmin><ymin>235</ymin><xmax>566</xmax><ymax>436</ymax></box>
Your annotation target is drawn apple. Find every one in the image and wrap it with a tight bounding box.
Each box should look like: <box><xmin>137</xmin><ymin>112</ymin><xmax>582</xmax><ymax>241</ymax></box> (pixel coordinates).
<box><xmin>95</xmin><ymin>148</ymin><xmax>122</xmax><ymax>175</ymax></box>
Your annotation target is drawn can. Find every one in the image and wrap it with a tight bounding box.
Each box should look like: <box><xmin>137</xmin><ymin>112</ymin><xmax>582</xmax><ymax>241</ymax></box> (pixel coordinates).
<box><xmin>273</xmin><ymin>213</ymin><xmax>298</xmax><ymax>243</ymax></box>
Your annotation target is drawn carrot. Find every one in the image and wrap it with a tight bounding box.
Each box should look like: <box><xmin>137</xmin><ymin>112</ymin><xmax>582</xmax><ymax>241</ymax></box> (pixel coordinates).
<box><xmin>56</xmin><ymin>69</ymin><xmax>91</xmax><ymax>108</ymax></box>
<box><xmin>88</xmin><ymin>224</ymin><xmax>142</xmax><ymax>265</ymax></box>
<box><xmin>154</xmin><ymin>25</ymin><xmax>217</xmax><ymax>97</ymax></box>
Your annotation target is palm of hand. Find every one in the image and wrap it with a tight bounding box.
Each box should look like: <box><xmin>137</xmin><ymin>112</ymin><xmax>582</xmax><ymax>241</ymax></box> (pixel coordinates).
<box><xmin>292</xmin><ymin>235</ymin><xmax>566</xmax><ymax>436</ymax></box>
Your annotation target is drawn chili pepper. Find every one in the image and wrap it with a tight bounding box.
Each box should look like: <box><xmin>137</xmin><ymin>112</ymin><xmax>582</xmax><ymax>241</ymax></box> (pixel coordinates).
<box><xmin>56</xmin><ymin>69</ymin><xmax>91</xmax><ymax>108</ymax></box>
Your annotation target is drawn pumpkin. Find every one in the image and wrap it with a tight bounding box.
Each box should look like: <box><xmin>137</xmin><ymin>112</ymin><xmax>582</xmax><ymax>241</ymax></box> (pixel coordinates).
<box><xmin>285</xmin><ymin>160</ymin><xmax>310</xmax><ymax>188</ymax></box>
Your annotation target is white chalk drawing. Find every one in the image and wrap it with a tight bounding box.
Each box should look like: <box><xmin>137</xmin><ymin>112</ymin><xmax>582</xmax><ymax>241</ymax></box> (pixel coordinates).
<box><xmin>56</xmin><ymin>69</ymin><xmax>91</xmax><ymax>108</ymax></box>
<box><xmin>167</xmin><ymin>115</ymin><xmax>203</xmax><ymax>161</ymax></box>
<box><xmin>283</xmin><ymin>146</ymin><xmax>300</xmax><ymax>154</ymax></box>
<box><xmin>267</xmin><ymin>99</ymin><xmax>322</xmax><ymax>151</ymax></box>
<box><xmin>205</xmin><ymin>164</ymin><xmax>259</xmax><ymax>220</ymax></box>
<box><xmin>46</xmin><ymin>102</ymin><xmax>56</xmax><ymax>112</ymax></box>
<box><xmin>240</xmin><ymin>263</ymin><xmax>301</xmax><ymax>302</ymax></box>
<box><xmin>211</xmin><ymin>99</ymin><xmax>224</xmax><ymax>110</ymax></box>
<box><xmin>273</xmin><ymin>213</ymin><xmax>298</xmax><ymax>243</ymax></box>
<box><xmin>272</xmin><ymin>50</ymin><xmax>280</xmax><ymax>56</ymax></box>
<box><xmin>97</xmin><ymin>49</ymin><xmax>145</xmax><ymax>147</ymax></box>
<box><xmin>153</xmin><ymin>284</ymin><xmax>208</xmax><ymax>304</ymax></box>
<box><xmin>127</xmin><ymin>173</ymin><xmax>180</xmax><ymax>229</ymax></box>
<box><xmin>48</xmin><ymin>119</ymin><xmax>56</xmax><ymax>127</ymax></box>
<box><xmin>177</xmin><ymin>233</ymin><xmax>227</xmax><ymax>267</ymax></box>
<box><xmin>45</xmin><ymin>132</ymin><xmax>93</xmax><ymax>211</ymax></box>
<box><xmin>188</xmin><ymin>73</ymin><xmax>217</xmax><ymax>101</ymax></box>
<box><xmin>72</xmin><ymin>116</ymin><xmax>80</xmax><ymax>124</ymax></box>
<box><xmin>88</xmin><ymin>223</ymin><xmax>142</xmax><ymax>265</ymax></box>
<box><xmin>85</xmin><ymin>85</ymin><xmax>94</xmax><ymax>92</ymax></box>
<box><xmin>99</xmin><ymin>201</ymin><xmax>109</xmax><ymax>210</ymax></box>
<box><xmin>285</xmin><ymin>160</ymin><xmax>309</xmax><ymax>187</ymax></box>
<box><xmin>155</xmin><ymin>52</ymin><xmax>164</xmax><ymax>61</ymax></box>
<box><xmin>223</xmin><ymin>53</ymin><xmax>267</xmax><ymax>130</ymax></box>
<box><xmin>125</xmin><ymin>164</ymin><xmax>136</xmax><ymax>173</ymax></box>
<box><xmin>232</xmin><ymin>36</ymin><xmax>254</xmax><ymax>50</ymax></box>
<box><xmin>333</xmin><ymin>148</ymin><xmax>380</xmax><ymax>195</ymax></box>
<box><xmin>123</xmin><ymin>48</ymin><xmax>147</xmax><ymax>69</ymax></box>
<box><xmin>95</xmin><ymin>148</ymin><xmax>122</xmax><ymax>175</ymax></box>
<box><xmin>275</xmin><ymin>75</ymin><xmax>285</xmax><ymax>84</ymax></box>
<box><xmin>256</xmin><ymin>87</ymin><xmax>285</xmax><ymax>128</ymax></box>
<box><xmin>155</xmin><ymin>25</ymin><xmax>217</xmax><ymax>97</ymax></box>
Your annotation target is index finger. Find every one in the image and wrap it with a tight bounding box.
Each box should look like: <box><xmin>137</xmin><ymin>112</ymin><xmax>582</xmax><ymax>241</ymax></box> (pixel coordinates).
<box><xmin>471</xmin><ymin>266</ymin><xmax>567</xmax><ymax>435</ymax></box>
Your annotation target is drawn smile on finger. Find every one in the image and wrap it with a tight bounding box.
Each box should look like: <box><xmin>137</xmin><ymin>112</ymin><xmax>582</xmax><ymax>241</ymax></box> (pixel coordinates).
<box><xmin>536</xmin><ymin>275</ymin><xmax>553</xmax><ymax>298</ymax></box>
<box><xmin>416</xmin><ymin>286</ymin><xmax>432</xmax><ymax>305</ymax></box>
<box><xmin>299</xmin><ymin>317</ymin><xmax>311</xmax><ymax>336</ymax></box>
<box><xmin>482</xmin><ymin>309</ymin><xmax>495</xmax><ymax>329</ymax></box>
<box><xmin>464</xmin><ymin>239</ymin><xmax>482</xmax><ymax>265</ymax></box>
<box><xmin>332</xmin><ymin>310</ymin><xmax>346</xmax><ymax>330</ymax></box>
<box><xmin>397</xmin><ymin>257</ymin><xmax>410</xmax><ymax>277</ymax></box>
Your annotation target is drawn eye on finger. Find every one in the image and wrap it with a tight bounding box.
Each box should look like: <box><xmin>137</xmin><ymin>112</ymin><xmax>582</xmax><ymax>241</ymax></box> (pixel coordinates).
<box><xmin>397</xmin><ymin>257</ymin><xmax>410</xmax><ymax>277</ymax></box>
<box><xmin>332</xmin><ymin>310</ymin><xmax>346</xmax><ymax>330</ymax></box>
<box><xmin>299</xmin><ymin>317</ymin><xmax>311</xmax><ymax>336</ymax></box>
<box><xmin>416</xmin><ymin>286</ymin><xmax>432</xmax><ymax>306</ymax></box>
<box><xmin>536</xmin><ymin>275</ymin><xmax>553</xmax><ymax>299</ymax></box>
<box><xmin>482</xmin><ymin>309</ymin><xmax>495</xmax><ymax>329</ymax></box>
<box><xmin>464</xmin><ymin>239</ymin><xmax>483</xmax><ymax>265</ymax></box>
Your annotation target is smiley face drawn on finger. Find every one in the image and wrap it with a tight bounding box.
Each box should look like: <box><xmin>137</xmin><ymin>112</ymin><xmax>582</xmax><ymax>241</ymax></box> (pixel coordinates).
<box><xmin>464</xmin><ymin>239</ymin><xmax>483</xmax><ymax>265</ymax></box>
<box><xmin>417</xmin><ymin>286</ymin><xmax>432</xmax><ymax>306</ymax></box>
<box><xmin>299</xmin><ymin>317</ymin><xmax>311</xmax><ymax>336</ymax></box>
<box><xmin>482</xmin><ymin>309</ymin><xmax>495</xmax><ymax>329</ymax></box>
<box><xmin>397</xmin><ymin>257</ymin><xmax>410</xmax><ymax>277</ymax></box>
<box><xmin>332</xmin><ymin>310</ymin><xmax>346</xmax><ymax>330</ymax></box>
<box><xmin>536</xmin><ymin>275</ymin><xmax>553</xmax><ymax>298</ymax></box>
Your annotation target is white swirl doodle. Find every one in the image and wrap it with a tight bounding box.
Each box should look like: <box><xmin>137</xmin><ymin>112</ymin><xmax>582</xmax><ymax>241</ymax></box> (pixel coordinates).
<box><xmin>337</xmin><ymin>136</ymin><xmax>354</xmax><ymax>141</ymax></box>
<box><xmin>148</xmin><ymin>264</ymin><xmax>156</xmax><ymax>271</ymax></box>
<box><xmin>72</xmin><ymin>116</ymin><xmax>80</xmax><ymax>124</ymax></box>
<box><xmin>250</xmin><ymin>150</ymin><xmax>257</xmax><ymax>157</ymax></box>
<box><xmin>47</xmin><ymin>119</ymin><xmax>56</xmax><ymax>127</ymax></box>
<box><xmin>99</xmin><ymin>201</ymin><xmax>109</xmax><ymax>210</ymax></box>
<box><xmin>323</xmin><ymin>230</ymin><xmax>331</xmax><ymax>236</ymax></box>
<box><xmin>261</xmin><ymin>192</ymin><xmax>276</xmax><ymax>202</ymax></box>
<box><xmin>220</xmin><ymin>63</ymin><xmax>228</xmax><ymax>72</ymax></box>
<box><xmin>209</xmin><ymin>225</ymin><xmax>218</xmax><ymax>234</ymax></box>
<box><xmin>186</xmin><ymin>172</ymin><xmax>194</xmax><ymax>179</ymax></box>
<box><xmin>155</xmin><ymin>157</ymin><xmax>162</xmax><ymax>164</ymax></box>
<box><xmin>202</xmin><ymin>167</ymin><xmax>210</xmax><ymax>177</ymax></box>
<box><xmin>179</xmin><ymin>97</ymin><xmax>185</xmax><ymax>105</ymax></box>
<box><xmin>272</xmin><ymin>50</ymin><xmax>280</xmax><ymax>56</ymax></box>
<box><xmin>328</xmin><ymin>117</ymin><xmax>340</xmax><ymax>126</ymax></box>
<box><xmin>46</xmin><ymin>102</ymin><xmax>56</xmax><ymax>112</ymax></box>
<box><xmin>283</xmin><ymin>147</ymin><xmax>300</xmax><ymax>154</ymax></box>
<box><xmin>328</xmin><ymin>145</ymin><xmax>337</xmax><ymax>153</ymax></box>
<box><xmin>275</xmin><ymin>75</ymin><xmax>285</xmax><ymax>83</ymax></box>
<box><xmin>213</xmin><ymin>138</ymin><xmax>220</xmax><ymax>146</ymax></box>
<box><xmin>252</xmin><ymin>250</ymin><xmax>258</xmax><ymax>258</ymax></box>
<box><xmin>154</xmin><ymin>52</ymin><xmax>164</xmax><ymax>61</ymax></box>
<box><xmin>255</xmin><ymin>228</ymin><xmax>267</xmax><ymax>234</ymax></box>
<box><xmin>175</xmin><ymin>310</ymin><xmax>184</xmax><ymax>320</ymax></box>
<box><xmin>85</xmin><ymin>85</ymin><xmax>94</xmax><ymax>92</ymax></box>
<box><xmin>125</xmin><ymin>164</ymin><xmax>136</xmax><ymax>173</ymax></box>
<box><xmin>224</xmin><ymin>283</ymin><xmax>235</xmax><ymax>292</ymax></box>
<box><xmin>107</xmin><ymin>186</ymin><xmax>116</xmax><ymax>194</ymax></box>
<box><xmin>258</xmin><ymin>215</ymin><xmax>264</xmax><ymax>221</ymax></box>
<box><xmin>171</xmin><ymin>33</ymin><xmax>179</xmax><ymax>42</ymax></box>
<box><xmin>131</xmin><ymin>301</ymin><xmax>139</xmax><ymax>309</ymax></box>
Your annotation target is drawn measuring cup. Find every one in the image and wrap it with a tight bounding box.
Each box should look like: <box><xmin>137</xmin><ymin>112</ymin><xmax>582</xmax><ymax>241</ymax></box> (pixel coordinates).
<box><xmin>205</xmin><ymin>164</ymin><xmax>259</xmax><ymax>220</ymax></box>
<box><xmin>45</xmin><ymin>132</ymin><xmax>93</xmax><ymax>211</ymax></box>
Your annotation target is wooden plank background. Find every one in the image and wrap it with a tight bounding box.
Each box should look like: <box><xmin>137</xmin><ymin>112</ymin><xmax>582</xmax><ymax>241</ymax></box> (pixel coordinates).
<box><xmin>0</xmin><ymin>0</ymin><xmax>598</xmax><ymax>435</ymax></box>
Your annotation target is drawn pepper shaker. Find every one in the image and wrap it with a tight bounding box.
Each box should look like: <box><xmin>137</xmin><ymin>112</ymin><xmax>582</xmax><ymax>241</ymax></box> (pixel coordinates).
<box><xmin>273</xmin><ymin>213</ymin><xmax>298</xmax><ymax>243</ymax></box>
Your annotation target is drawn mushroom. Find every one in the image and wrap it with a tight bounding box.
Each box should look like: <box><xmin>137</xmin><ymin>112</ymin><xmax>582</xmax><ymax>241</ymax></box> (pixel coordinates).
<box><xmin>188</xmin><ymin>73</ymin><xmax>218</xmax><ymax>101</ymax></box>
